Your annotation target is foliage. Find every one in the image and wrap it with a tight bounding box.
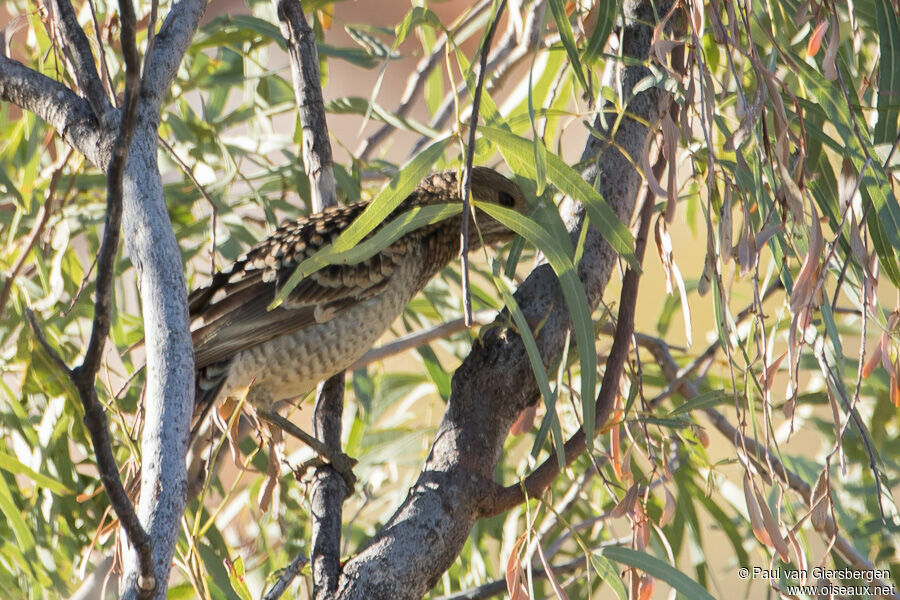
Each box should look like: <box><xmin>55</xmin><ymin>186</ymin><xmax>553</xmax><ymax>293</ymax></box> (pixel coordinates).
<box><xmin>0</xmin><ymin>0</ymin><xmax>898</xmax><ymax>598</ymax></box>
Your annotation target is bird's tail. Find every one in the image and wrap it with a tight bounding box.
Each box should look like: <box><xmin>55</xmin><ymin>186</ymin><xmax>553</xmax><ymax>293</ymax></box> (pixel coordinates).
<box><xmin>190</xmin><ymin>360</ymin><xmax>231</xmax><ymax>439</ymax></box>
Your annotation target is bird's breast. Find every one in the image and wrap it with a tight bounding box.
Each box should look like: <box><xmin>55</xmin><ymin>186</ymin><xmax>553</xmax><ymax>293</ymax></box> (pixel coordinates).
<box><xmin>216</xmin><ymin>259</ymin><xmax>422</xmax><ymax>407</ymax></box>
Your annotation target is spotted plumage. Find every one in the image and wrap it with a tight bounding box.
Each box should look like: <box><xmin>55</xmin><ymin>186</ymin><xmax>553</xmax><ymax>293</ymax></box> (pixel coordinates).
<box><xmin>188</xmin><ymin>167</ymin><xmax>528</xmax><ymax>417</ymax></box>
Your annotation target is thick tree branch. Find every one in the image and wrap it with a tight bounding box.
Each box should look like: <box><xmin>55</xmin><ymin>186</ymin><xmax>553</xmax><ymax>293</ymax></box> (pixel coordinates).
<box><xmin>273</xmin><ymin>2</ymin><xmax>344</xmax><ymax>598</ymax></box>
<box><xmin>48</xmin><ymin>0</ymin><xmax>112</xmax><ymax>120</ymax></box>
<box><xmin>485</xmin><ymin>160</ymin><xmax>659</xmax><ymax>516</ymax></box>
<box><xmin>75</xmin><ymin>0</ymin><xmax>154</xmax><ymax>589</ymax></box>
<box><xmin>335</xmin><ymin>1</ymin><xmax>676</xmax><ymax>598</ymax></box>
<box><xmin>28</xmin><ymin>0</ymin><xmax>155</xmax><ymax>592</ymax></box>
<box><xmin>5</xmin><ymin>2</ymin><xmax>197</xmax><ymax>599</ymax></box>
<box><xmin>0</xmin><ymin>56</ymin><xmax>109</xmax><ymax>165</ymax></box>
<box><xmin>275</xmin><ymin>0</ymin><xmax>337</xmax><ymax>210</ymax></box>
<box><xmin>141</xmin><ymin>0</ymin><xmax>208</xmax><ymax>112</ymax></box>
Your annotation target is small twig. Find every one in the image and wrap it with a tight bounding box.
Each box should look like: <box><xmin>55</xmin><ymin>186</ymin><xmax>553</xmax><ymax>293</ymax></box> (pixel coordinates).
<box><xmin>646</xmin><ymin>281</ymin><xmax>783</xmax><ymax>406</ymax></box>
<box><xmin>158</xmin><ymin>135</ymin><xmax>218</xmax><ymax>274</ymax></box>
<box><xmin>461</xmin><ymin>0</ymin><xmax>507</xmax><ymax>326</ymax></box>
<box><xmin>30</xmin><ymin>0</ymin><xmax>155</xmax><ymax>593</ymax></box>
<box><xmin>813</xmin><ymin>345</ymin><xmax>887</xmax><ymax>523</ymax></box>
<box><xmin>140</xmin><ymin>0</ymin><xmax>159</xmax><ymax>86</ymax></box>
<box><xmin>0</xmin><ymin>148</ymin><xmax>73</xmax><ymax>318</ymax></box>
<box><xmin>24</xmin><ymin>309</ymin><xmax>72</xmax><ymax>376</ymax></box>
<box><xmin>255</xmin><ymin>407</ymin><xmax>357</xmax><ymax>488</ymax></box>
<box><xmin>263</xmin><ymin>551</ymin><xmax>310</xmax><ymax>600</ymax></box>
<box><xmin>86</xmin><ymin>0</ymin><xmax>115</xmax><ymax>104</ymax></box>
<box><xmin>356</xmin><ymin>0</ymin><xmax>493</xmax><ymax>160</ymax></box>
<box><xmin>347</xmin><ymin>309</ymin><xmax>495</xmax><ymax>370</ymax></box>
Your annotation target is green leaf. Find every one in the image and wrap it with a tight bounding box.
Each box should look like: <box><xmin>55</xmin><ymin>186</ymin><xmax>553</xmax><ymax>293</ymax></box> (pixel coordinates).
<box><xmin>333</xmin><ymin>137</ymin><xmax>450</xmax><ymax>251</ymax></box>
<box><xmin>449</xmin><ymin>50</ymin><xmax>501</xmax><ymax>125</ymax></box>
<box><xmin>395</xmin><ymin>6</ymin><xmax>442</xmax><ymax>46</ymax></box>
<box><xmin>272</xmin><ymin>203</ymin><xmax>462</xmax><ymax>308</ymax></box>
<box><xmin>492</xmin><ymin>270</ymin><xmax>565</xmax><ymax>467</ymax></box>
<box><xmin>598</xmin><ymin>546</ymin><xmax>717</xmax><ymax>600</ymax></box>
<box><xmin>668</xmin><ymin>390</ymin><xmax>728</xmax><ymax>416</ymax></box>
<box><xmin>527</xmin><ymin>56</ymin><xmax>548</xmax><ymax>197</ymax></box>
<box><xmin>582</xmin><ymin>0</ymin><xmax>619</xmax><ymax>66</ymax></box>
<box><xmin>0</xmin><ymin>479</ymin><xmax>36</xmax><ymax>564</ymax></box>
<box><xmin>590</xmin><ymin>554</ymin><xmax>628</xmax><ymax>600</ymax></box>
<box><xmin>0</xmin><ymin>451</ymin><xmax>72</xmax><ymax>495</ymax></box>
<box><xmin>874</xmin><ymin>0</ymin><xmax>900</xmax><ymax>144</ymax></box>
<box><xmin>225</xmin><ymin>556</ymin><xmax>253</xmax><ymax>600</ymax></box>
<box><xmin>479</xmin><ymin>125</ymin><xmax>638</xmax><ymax>269</ymax></box>
<box><xmin>547</xmin><ymin>0</ymin><xmax>589</xmax><ymax>92</ymax></box>
<box><xmin>474</xmin><ymin>202</ymin><xmax>599</xmax><ymax>444</ymax></box>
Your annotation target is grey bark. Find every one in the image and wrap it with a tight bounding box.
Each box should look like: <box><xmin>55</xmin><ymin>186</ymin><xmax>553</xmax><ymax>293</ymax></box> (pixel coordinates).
<box><xmin>2</xmin><ymin>0</ymin><xmax>675</xmax><ymax>597</ymax></box>
<box><xmin>2</xmin><ymin>0</ymin><xmax>208</xmax><ymax>597</ymax></box>
<box><xmin>334</xmin><ymin>0</ymin><xmax>674</xmax><ymax>597</ymax></box>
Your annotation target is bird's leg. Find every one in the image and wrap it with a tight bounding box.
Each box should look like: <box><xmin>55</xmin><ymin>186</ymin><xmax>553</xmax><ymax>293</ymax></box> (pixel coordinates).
<box><xmin>256</xmin><ymin>408</ymin><xmax>357</xmax><ymax>491</ymax></box>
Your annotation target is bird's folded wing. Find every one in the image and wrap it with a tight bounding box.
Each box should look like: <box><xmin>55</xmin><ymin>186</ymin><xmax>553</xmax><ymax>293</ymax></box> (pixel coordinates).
<box><xmin>189</xmin><ymin>203</ymin><xmax>405</xmax><ymax>369</ymax></box>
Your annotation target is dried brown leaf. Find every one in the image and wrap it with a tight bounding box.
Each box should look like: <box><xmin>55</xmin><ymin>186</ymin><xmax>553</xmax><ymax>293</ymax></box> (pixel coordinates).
<box><xmin>660</xmin><ymin>487</ymin><xmax>677</xmax><ymax>527</ymax></box>
<box><xmin>807</xmin><ymin>19</ymin><xmax>828</xmax><ymax>57</ymax></box>
<box><xmin>510</xmin><ymin>405</ymin><xmax>537</xmax><ymax>436</ymax></box>
<box><xmin>810</xmin><ymin>470</ymin><xmax>835</xmax><ymax>536</ymax></box>
<box><xmin>655</xmin><ymin>218</ymin><xmax>692</xmax><ymax>345</ymax></box>
<box><xmin>611</xmin><ymin>482</ymin><xmax>641</xmax><ymax>520</ymax></box>
<box><xmin>763</xmin><ymin>352</ymin><xmax>788</xmax><ymax>392</ymax></box>
<box><xmin>754</xmin><ymin>485</ymin><xmax>791</xmax><ymax>562</ymax></box>
<box><xmin>744</xmin><ymin>473</ymin><xmax>773</xmax><ymax>547</ymax></box>
<box><xmin>536</xmin><ymin>540</ymin><xmax>570</xmax><ymax>600</ymax></box>
<box><xmin>662</xmin><ymin>113</ymin><xmax>679</xmax><ymax>223</ymax></box>
<box><xmin>506</xmin><ymin>533</ymin><xmax>530</xmax><ymax>600</ymax></box>
<box><xmin>637</xmin><ymin>575</ymin><xmax>654</xmax><ymax>600</ymax></box>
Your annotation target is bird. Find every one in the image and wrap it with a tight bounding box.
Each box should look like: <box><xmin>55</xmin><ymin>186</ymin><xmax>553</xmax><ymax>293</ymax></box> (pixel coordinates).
<box><xmin>187</xmin><ymin>167</ymin><xmax>528</xmax><ymax>419</ymax></box>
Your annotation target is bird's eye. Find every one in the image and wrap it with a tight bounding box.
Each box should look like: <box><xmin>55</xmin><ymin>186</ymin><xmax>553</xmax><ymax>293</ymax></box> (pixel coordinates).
<box><xmin>498</xmin><ymin>191</ymin><xmax>516</xmax><ymax>207</ymax></box>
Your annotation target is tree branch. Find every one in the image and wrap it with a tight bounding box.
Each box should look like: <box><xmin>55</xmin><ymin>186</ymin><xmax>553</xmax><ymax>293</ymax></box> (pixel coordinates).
<box><xmin>0</xmin><ymin>56</ymin><xmax>109</xmax><ymax>165</ymax></box>
<box><xmin>355</xmin><ymin>0</ymin><xmax>493</xmax><ymax>160</ymax></box>
<box><xmin>48</xmin><ymin>0</ymin><xmax>112</xmax><ymax>120</ymax></box>
<box><xmin>484</xmin><ymin>157</ymin><xmax>661</xmax><ymax>517</ymax></box>
<box><xmin>347</xmin><ymin>309</ymin><xmax>496</xmax><ymax>370</ymax></box>
<box><xmin>27</xmin><ymin>0</ymin><xmax>154</xmax><ymax>592</ymax></box>
<box><xmin>335</xmin><ymin>1</ymin><xmax>677</xmax><ymax>597</ymax></box>
<box><xmin>141</xmin><ymin>0</ymin><xmax>208</xmax><ymax>112</ymax></box>
<box><xmin>263</xmin><ymin>550</ymin><xmax>310</xmax><ymax>600</ymax></box>
<box><xmin>461</xmin><ymin>0</ymin><xmax>507</xmax><ymax>326</ymax></box>
<box><xmin>273</xmin><ymin>2</ymin><xmax>344</xmax><ymax>598</ymax></box>
<box><xmin>275</xmin><ymin>0</ymin><xmax>336</xmax><ymax>210</ymax></box>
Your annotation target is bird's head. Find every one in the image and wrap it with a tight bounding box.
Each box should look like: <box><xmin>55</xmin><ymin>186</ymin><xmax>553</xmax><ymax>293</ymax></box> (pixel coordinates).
<box><xmin>467</xmin><ymin>166</ymin><xmax>529</xmax><ymax>244</ymax></box>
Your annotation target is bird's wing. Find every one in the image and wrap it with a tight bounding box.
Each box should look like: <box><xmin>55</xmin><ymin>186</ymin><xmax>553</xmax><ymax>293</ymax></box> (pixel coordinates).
<box><xmin>189</xmin><ymin>202</ymin><xmax>407</xmax><ymax>369</ymax></box>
